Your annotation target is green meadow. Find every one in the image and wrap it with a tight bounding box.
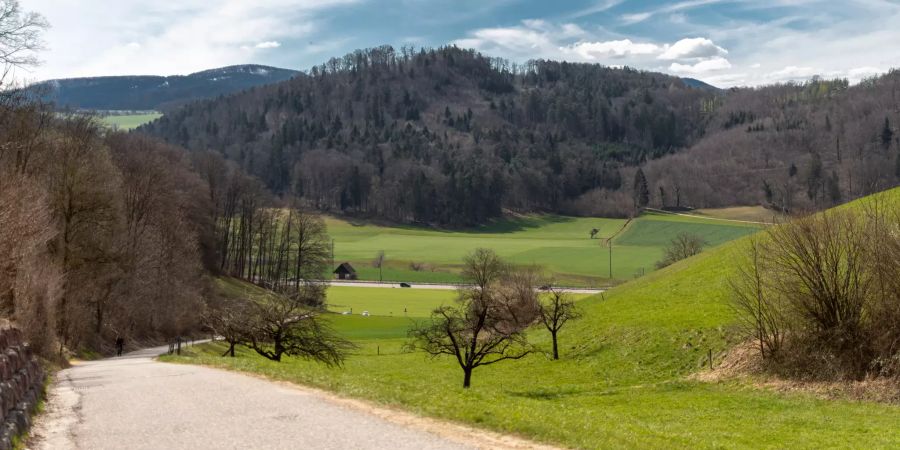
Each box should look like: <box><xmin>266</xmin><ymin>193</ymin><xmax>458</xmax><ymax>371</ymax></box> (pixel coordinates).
<box><xmin>166</xmin><ymin>188</ymin><xmax>900</xmax><ymax>449</ymax></box>
<box><xmin>327</xmin><ymin>211</ymin><xmax>760</xmax><ymax>286</ymax></box>
<box><xmin>100</xmin><ymin>112</ymin><xmax>162</xmax><ymax>130</ymax></box>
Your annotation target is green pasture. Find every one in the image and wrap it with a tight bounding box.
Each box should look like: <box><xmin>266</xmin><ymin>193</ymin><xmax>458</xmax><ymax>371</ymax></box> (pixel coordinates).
<box><xmin>325</xmin><ymin>286</ymin><xmax>591</xmax><ymax>318</ymax></box>
<box><xmin>100</xmin><ymin>112</ymin><xmax>162</xmax><ymax>130</ymax></box>
<box><xmin>167</xmin><ymin>188</ymin><xmax>900</xmax><ymax>449</ymax></box>
<box><xmin>328</xmin><ymin>212</ymin><xmax>760</xmax><ymax>285</ymax></box>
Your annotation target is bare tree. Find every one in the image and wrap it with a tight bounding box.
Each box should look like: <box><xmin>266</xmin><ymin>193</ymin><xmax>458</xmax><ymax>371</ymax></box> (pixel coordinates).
<box><xmin>0</xmin><ymin>0</ymin><xmax>48</xmax><ymax>74</ymax></box>
<box><xmin>372</xmin><ymin>250</ymin><xmax>385</xmax><ymax>282</ymax></box>
<box><xmin>729</xmin><ymin>237</ymin><xmax>785</xmax><ymax>360</ymax></box>
<box><xmin>656</xmin><ymin>232</ymin><xmax>706</xmax><ymax>268</ymax></box>
<box><xmin>244</xmin><ymin>284</ymin><xmax>351</xmax><ymax>364</ymax></box>
<box><xmin>205</xmin><ymin>294</ymin><xmax>253</xmax><ymax>358</ymax></box>
<box><xmin>408</xmin><ymin>249</ymin><xmax>533</xmax><ymax>388</ymax></box>
<box><xmin>537</xmin><ymin>286</ymin><xmax>582</xmax><ymax>360</ymax></box>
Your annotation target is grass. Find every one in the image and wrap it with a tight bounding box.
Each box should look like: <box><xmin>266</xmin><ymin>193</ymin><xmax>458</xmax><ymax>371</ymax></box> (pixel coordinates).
<box><xmin>326</xmin><ymin>286</ymin><xmax>591</xmax><ymax>318</ymax></box>
<box><xmin>99</xmin><ymin>112</ymin><xmax>162</xmax><ymax>130</ymax></box>
<box><xmin>165</xmin><ymin>190</ymin><xmax>900</xmax><ymax>448</ymax></box>
<box><xmin>327</xmin><ymin>212</ymin><xmax>759</xmax><ymax>286</ymax></box>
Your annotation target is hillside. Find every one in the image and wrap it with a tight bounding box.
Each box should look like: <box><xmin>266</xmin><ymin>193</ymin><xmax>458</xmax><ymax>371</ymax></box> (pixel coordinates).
<box><xmin>166</xmin><ymin>187</ymin><xmax>900</xmax><ymax>449</ymax></box>
<box><xmin>141</xmin><ymin>46</ymin><xmax>900</xmax><ymax>226</ymax></box>
<box><xmin>142</xmin><ymin>46</ymin><xmax>715</xmax><ymax>225</ymax></box>
<box><xmin>38</xmin><ymin>64</ymin><xmax>299</xmax><ymax>111</ymax></box>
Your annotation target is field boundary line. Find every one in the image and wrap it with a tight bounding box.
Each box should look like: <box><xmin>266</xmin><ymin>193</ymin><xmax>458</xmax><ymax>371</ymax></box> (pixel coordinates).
<box><xmin>605</xmin><ymin>217</ymin><xmax>634</xmax><ymax>244</ymax></box>
<box><xmin>643</xmin><ymin>207</ymin><xmax>770</xmax><ymax>225</ymax></box>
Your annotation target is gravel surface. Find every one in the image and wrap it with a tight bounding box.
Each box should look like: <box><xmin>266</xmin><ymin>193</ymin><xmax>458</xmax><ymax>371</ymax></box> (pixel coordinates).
<box><xmin>28</xmin><ymin>346</ymin><xmax>475</xmax><ymax>450</ymax></box>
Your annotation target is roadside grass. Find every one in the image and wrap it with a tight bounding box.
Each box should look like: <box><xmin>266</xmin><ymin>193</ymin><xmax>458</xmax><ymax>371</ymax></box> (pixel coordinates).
<box><xmin>99</xmin><ymin>112</ymin><xmax>162</xmax><ymax>130</ymax></box>
<box><xmin>327</xmin><ymin>212</ymin><xmax>758</xmax><ymax>285</ymax></box>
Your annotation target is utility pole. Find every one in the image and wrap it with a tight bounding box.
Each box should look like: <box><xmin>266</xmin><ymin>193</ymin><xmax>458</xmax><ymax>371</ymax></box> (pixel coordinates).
<box><xmin>608</xmin><ymin>240</ymin><xmax>613</xmax><ymax>279</ymax></box>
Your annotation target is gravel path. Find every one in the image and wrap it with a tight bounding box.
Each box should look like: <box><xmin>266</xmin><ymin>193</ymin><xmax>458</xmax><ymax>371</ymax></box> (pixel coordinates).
<box><xmin>26</xmin><ymin>346</ymin><xmax>486</xmax><ymax>450</ymax></box>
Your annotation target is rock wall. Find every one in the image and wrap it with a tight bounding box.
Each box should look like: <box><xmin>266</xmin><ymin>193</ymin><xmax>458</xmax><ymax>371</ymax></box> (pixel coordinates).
<box><xmin>0</xmin><ymin>328</ymin><xmax>45</xmax><ymax>449</ymax></box>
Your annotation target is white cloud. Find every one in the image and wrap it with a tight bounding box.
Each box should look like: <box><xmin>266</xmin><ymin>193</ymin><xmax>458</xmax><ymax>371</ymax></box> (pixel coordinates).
<box><xmin>27</xmin><ymin>0</ymin><xmax>360</xmax><ymax>80</ymax></box>
<box><xmin>658</xmin><ymin>37</ymin><xmax>727</xmax><ymax>60</ymax></box>
<box><xmin>669</xmin><ymin>57</ymin><xmax>732</xmax><ymax>74</ymax></box>
<box><xmin>621</xmin><ymin>0</ymin><xmax>725</xmax><ymax>24</ymax></box>
<box><xmin>563</xmin><ymin>39</ymin><xmax>661</xmax><ymax>60</ymax></box>
<box><xmin>765</xmin><ymin>65</ymin><xmax>818</xmax><ymax>82</ymax></box>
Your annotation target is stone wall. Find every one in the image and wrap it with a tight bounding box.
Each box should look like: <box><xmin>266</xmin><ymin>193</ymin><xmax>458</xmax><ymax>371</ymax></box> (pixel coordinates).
<box><xmin>0</xmin><ymin>328</ymin><xmax>45</xmax><ymax>450</ymax></box>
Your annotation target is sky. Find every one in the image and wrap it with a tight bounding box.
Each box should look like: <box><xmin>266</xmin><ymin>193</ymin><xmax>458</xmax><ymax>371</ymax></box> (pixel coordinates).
<box><xmin>19</xmin><ymin>0</ymin><xmax>900</xmax><ymax>87</ymax></box>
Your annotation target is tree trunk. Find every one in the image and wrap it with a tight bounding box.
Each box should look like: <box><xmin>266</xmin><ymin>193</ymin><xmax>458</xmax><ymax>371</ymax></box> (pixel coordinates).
<box><xmin>462</xmin><ymin>367</ymin><xmax>472</xmax><ymax>388</ymax></box>
<box><xmin>552</xmin><ymin>330</ymin><xmax>559</xmax><ymax>360</ymax></box>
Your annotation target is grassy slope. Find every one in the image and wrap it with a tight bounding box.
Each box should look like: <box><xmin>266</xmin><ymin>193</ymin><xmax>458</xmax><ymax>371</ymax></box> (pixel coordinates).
<box><xmin>328</xmin><ymin>213</ymin><xmax>759</xmax><ymax>285</ymax></box>
<box><xmin>168</xmin><ymin>189</ymin><xmax>900</xmax><ymax>449</ymax></box>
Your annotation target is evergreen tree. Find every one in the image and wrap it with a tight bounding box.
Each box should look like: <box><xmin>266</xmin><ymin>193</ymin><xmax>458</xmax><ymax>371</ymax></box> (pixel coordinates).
<box><xmin>882</xmin><ymin>117</ymin><xmax>894</xmax><ymax>149</ymax></box>
<box><xmin>633</xmin><ymin>168</ymin><xmax>650</xmax><ymax>209</ymax></box>
<box><xmin>827</xmin><ymin>171</ymin><xmax>841</xmax><ymax>204</ymax></box>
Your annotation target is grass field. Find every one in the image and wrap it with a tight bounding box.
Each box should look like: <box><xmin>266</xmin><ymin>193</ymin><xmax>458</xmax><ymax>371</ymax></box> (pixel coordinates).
<box><xmin>99</xmin><ymin>112</ymin><xmax>162</xmax><ymax>130</ymax></box>
<box><xmin>166</xmin><ymin>188</ymin><xmax>900</xmax><ymax>449</ymax></box>
<box><xmin>328</xmin><ymin>212</ymin><xmax>760</xmax><ymax>286</ymax></box>
<box><xmin>326</xmin><ymin>286</ymin><xmax>591</xmax><ymax>318</ymax></box>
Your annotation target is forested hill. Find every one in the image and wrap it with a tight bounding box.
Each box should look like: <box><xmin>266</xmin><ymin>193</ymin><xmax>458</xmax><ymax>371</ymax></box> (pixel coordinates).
<box><xmin>39</xmin><ymin>64</ymin><xmax>299</xmax><ymax>111</ymax></box>
<box><xmin>142</xmin><ymin>46</ymin><xmax>900</xmax><ymax>225</ymax></box>
<box><xmin>142</xmin><ymin>46</ymin><xmax>714</xmax><ymax>225</ymax></box>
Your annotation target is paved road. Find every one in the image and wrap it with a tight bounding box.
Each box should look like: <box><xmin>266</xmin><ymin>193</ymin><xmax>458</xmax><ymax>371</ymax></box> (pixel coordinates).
<box><xmin>28</xmin><ymin>346</ymin><xmax>479</xmax><ymax>450</ymax></box>
<box><xmin>330</xmin><ymin>281</ymin><xmax>606</xmax><ymax>295</ymax></box>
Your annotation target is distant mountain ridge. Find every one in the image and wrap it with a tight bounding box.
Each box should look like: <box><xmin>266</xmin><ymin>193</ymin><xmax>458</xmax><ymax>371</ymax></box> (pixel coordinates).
<box><xmin>38</xmin><ymin>64</ymin><xmax>300</xmax><ymax>111</ymax></box>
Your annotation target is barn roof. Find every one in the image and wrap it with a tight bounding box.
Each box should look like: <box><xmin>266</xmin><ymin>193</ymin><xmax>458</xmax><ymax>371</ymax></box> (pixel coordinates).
<box><xmin>333</xmin><ymin>262</ymin><xmax>357</xmax><ymax>274</ymax></box>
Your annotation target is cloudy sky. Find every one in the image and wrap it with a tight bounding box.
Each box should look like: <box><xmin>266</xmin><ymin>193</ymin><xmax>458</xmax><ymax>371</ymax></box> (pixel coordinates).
<box><xmin>20</xmin><ymin>0</ymin><xmax>900</xmax><ymax>87</ymax></box>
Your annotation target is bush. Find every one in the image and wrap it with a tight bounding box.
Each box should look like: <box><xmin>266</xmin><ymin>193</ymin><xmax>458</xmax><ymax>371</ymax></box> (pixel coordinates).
<box><xmin>656</xmin><ymin>232</ymin><xmax>706</xmax><ymax>269</ymax></box>
<box><xmin>730</xmin><ymin>201</ymin><xmax>900</xmax><ymax>380</ymax></box>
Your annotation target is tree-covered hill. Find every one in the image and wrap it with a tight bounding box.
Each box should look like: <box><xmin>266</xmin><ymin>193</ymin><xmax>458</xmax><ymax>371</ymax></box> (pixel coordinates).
<box><xmin>141</xmin><ymin>46</ymin><xmax>900</xmax><ymax>225</ymax></box>
<box><xmin>38</xmin><ymin>64</ymin><xmax>299</xmax><ymax>111</ymax></box>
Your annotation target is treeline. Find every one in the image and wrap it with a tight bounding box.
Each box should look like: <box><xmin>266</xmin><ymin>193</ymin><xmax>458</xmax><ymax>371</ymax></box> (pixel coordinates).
<box><xmin>0</xmin><ymin>89</ymin><xmax>332</xmax><ymax>357</ymax></box>
<box><xmin>191</xmin><ymin>150</ymin><xmax>332</xmax><ymax>296</ymax></box>
<box><xmin>0</xmin><ymin>90</ymin><xmax>214</xmax><ymax>356</ymax></box>
<box><xmin>142</xmin><ymin>46</ymin><xmax>712</xmax><ymax>225</ymax></box>
<box><xmin>143</xmin><ymin>46</ymin><xmax>900</xmax><ymax>223</ymax></box>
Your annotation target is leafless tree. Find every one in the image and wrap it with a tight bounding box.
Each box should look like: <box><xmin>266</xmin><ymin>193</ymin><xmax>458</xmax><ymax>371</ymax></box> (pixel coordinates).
<box><xmin>729</xmin><ymin>202</ymin><xmax>900</xmax><ymax>379</ymax></box>
<box><xmin>407</xmin><ymin>249</ymin><xmax>533</xmax><ymax>388</ymax></box>
<box><xmin>372</xmin><ymin>250</ymin><xmax>386</xmax><ymax>281</ymax></box>
<box><xmin>729</xmin><ymin>237</ymin><xmax>785</xmax><ymax>360</ymax></box>
<box><xmin>656</xmin><ymin>232</ymin><xmax>706</xmax><ymax>268</ymax></box>
<box><xmin>537</xmin><ymin>286</ymin><xmax>582</xmax><ymax>360</ymax></box>
<box><xmin>0</xmin><ymin>0</ymin><xmax>47</xmax><ymax>77</ymax></box>
<box><xmin>244</xmin><ymin>284</ymin><xmax>352</xmax><ymax>364</ymax></box>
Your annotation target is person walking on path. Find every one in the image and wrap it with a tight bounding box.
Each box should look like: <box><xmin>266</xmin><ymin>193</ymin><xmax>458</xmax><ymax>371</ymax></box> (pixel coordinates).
<box><xmin>115</xmin><ymin>336</ymin><xmax>125</xmax><ymax>356</ymax></box>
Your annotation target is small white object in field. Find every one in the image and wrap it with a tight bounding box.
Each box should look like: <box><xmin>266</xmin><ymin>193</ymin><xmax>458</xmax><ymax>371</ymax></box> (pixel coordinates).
<box><xmin>362</xmin><ymin>311</ymin><xmax>370</xmax><ymax>317</ymax></box>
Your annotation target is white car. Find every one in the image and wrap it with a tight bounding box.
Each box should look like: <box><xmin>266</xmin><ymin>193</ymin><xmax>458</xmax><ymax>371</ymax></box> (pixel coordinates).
<box><xmin>362</xmin><ymin>311</ymin><xmax>370</xmax><ymax>317</ymax></box>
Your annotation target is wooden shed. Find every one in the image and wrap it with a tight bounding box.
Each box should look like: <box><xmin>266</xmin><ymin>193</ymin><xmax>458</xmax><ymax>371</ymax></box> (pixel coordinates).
<box><xmin>333</xmin><ymin>262</ymin><xmax>358</xmax><ymax>280</ymax></box>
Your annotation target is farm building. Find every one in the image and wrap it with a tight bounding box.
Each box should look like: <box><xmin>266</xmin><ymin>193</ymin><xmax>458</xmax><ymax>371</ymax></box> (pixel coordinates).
<box><xmin>333</xmin><ymin>262</ymin><xmax>358</xmax><ymax>280</ymax></box>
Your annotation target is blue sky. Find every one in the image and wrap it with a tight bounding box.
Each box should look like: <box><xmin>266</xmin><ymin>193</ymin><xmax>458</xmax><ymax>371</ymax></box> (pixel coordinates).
<box><xmin>24</xmin><ymin>0</ymin><xmax>900</xmax><ymax>87</ymax></box>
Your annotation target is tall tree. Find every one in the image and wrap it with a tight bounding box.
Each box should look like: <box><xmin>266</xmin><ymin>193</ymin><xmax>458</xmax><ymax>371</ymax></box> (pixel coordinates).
<box><xmin>633</xmin><ymin>168</ymin><xmax>650</xmax><ymax>209</ymax></box>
